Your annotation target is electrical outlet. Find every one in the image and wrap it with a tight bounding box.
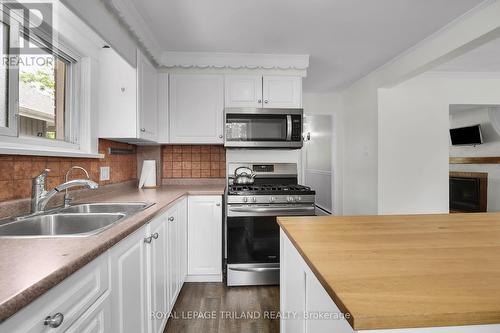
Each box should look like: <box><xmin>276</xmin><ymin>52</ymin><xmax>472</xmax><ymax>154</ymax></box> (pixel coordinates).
<box><xmin>100</xmin><ymin>166</ymin><xmax>110</xmax><ymax>181</ymax></box>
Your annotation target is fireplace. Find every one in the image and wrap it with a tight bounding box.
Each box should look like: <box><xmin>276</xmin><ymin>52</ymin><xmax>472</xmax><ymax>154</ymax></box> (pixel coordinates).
<box><xmin>449</xmin><ymin>172</ymin><xmax>488</xmax><ymax>213</ymax></box>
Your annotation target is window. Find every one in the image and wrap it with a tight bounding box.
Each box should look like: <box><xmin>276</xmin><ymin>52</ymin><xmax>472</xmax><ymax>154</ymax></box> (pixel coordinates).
<box><xmin>0</xmin><ymin>4</ymin><xmax>78</xmax><ymax>146</ymax></box>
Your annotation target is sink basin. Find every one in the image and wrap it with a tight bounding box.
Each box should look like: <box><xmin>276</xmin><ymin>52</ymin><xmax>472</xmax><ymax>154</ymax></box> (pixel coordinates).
<box><xmin>59</xmin><ymin>202</ymin><xmax>153</xmax><ymax>215</ymax></box>
<box><xmin>0</xmin><ymin>213</ymin><xmax>126</xmax><ymax>237</ymax></box>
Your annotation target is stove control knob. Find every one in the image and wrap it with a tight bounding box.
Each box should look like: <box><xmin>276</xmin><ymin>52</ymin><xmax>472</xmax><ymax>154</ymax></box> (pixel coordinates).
<box><xmin>287</xmin><ymin>196</ymin><xmax>295</xmax><ymax>203</ymax></box>
<box><xmin>296</xmin><ymin>196</ymin><xmax>302</xmax><ymax>202</ymax></box>
<box><xmin>252</xmin><ymin>197</ymin><xmax>257</xmax><ymax>203</ymax></box>
<box><xmin>243</xmin><ymin>197</ymin><xmax>248</xmax><ymax>203</ymax></box>
<box><xmin>269</xmin><ymin>196</ymin><xmax>276</xmax><ymax>203</ymax></box>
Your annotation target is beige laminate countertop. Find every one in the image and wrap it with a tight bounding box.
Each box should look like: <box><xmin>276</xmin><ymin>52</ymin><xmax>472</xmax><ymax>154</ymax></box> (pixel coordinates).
<box><xmin>278</xmin><ymin>213</ymin><xmax>500</xmax><ymax>331</ymax></box>
<box><xmin>0</xmin><ymin>184</ymin><xmax>225</xmax><ymax>322</ymax></box>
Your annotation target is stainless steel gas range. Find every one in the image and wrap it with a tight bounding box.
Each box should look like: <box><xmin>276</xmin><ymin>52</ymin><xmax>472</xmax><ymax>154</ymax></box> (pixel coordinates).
<box><xmin>225</xmin><ymin>162</ymin><xmax>316</xmax><ymax>286</ymax></box>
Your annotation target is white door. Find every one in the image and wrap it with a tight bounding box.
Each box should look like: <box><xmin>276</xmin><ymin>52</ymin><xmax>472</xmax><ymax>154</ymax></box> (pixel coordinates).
<box><xmin>187</xmin><ymin>196</ymin><xmax>222</xmax><ymax>277</ymax></box>
<box><xmin>263</xmin><ymin>76</ymin><xmax>302</xmax><ymax>109</ymax></box>
<box><xmin>110</xmin><ymin>227</ymin><xmax>148</xmax><ymax>333</ymax></box>
<box><xmin>169</xmin><ymin>74</ymin><xmax>224</xmax><ymax>144</ymax></box>
<box><xmin>137</xmin><ymin>50</ymin><xmax>158</xmax><ymax>141</ymax></box>
<box><xmin>149</xmin><ymin>216</ymin><xmax>168</xmax><ymax>333</ymax></box>
<box><xmin>167</xmin><ymin>204</ymin><xmax>180</xmax><ymax>309</ymax></box>
<box><xmin>225</xmin><ymin>75</ymin><xmax>263</xmax><ymax>108</ymax></box>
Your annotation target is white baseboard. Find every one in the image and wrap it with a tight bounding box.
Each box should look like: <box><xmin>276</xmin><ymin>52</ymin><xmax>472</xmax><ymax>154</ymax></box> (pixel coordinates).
<box><xmin>185</xmin><ymin>274</ymin><xmax>222</xmax><ymax>282</ymax></box>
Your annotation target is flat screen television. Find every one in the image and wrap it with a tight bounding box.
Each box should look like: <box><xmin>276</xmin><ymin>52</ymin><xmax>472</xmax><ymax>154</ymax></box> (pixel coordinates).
<box><xmin>450</xmin><ymin>124</ymin><xmax>483</xmax><ymax>146</ymax></box>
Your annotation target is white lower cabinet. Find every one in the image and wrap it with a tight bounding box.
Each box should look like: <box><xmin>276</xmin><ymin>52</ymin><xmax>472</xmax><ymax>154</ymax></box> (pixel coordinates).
<box><xmin>187</xmin><ymin>195</ymin><xmax>223</xmax><ymax>282</ymax></box>
<box><xmin>280</xmin><ymin>229</ymin><xmax>353</xmax><ymax>333</ymax></box>
<box><xmin>0</xmin><ymin>254</ymin><xmax>109</xmax><ymax>333</ymax></box>
<box><xmin>0</xmin><ymin>195</ymin><xmax>218</xmax><ymax>333</ymax></box>
<box><xmin>110</xmin><ymin>225</ymin><xmax>149</xmax><ymax>333</ymax></box>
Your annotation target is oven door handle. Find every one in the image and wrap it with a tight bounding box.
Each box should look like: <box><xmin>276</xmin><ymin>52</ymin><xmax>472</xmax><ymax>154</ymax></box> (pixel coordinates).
<box><xmin>228</xmin><ymin>206</ymin><xmax>315</xmax><ymax>214</ymax></box>
<box><xmin>229</xmin><ymin>266</ymin><xmax>280</xmax><ymax>273</ymax></box>
<box><xmin>286</xmin><ymin>115</ymin><xmax>292</xmax><ymax>141</ymax></box>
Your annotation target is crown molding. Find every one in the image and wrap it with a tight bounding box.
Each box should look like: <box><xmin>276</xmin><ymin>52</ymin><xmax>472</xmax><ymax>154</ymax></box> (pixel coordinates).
<box><xmin>104</xmin><ymin>0</ymin><xmax>163</xmax><ymax>64</ymax></box>
<box><xmin>160</xmin><ymin>52</ymin><xmax>310</xmax><ymax>71</ymax></box>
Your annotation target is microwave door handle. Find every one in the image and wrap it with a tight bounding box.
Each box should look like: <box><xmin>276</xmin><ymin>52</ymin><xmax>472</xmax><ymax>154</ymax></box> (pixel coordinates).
<box><xmin>286</xmin><ymin>115</ymin><xmax>292</xmax><ymax>141</ymax></box>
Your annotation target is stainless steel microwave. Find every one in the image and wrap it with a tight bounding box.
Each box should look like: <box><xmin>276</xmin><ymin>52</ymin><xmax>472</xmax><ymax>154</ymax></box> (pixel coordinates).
<box><xmin>224</xmin><ymin>108</ymin><xmax>303</xmax><ymax>148</ymax></box>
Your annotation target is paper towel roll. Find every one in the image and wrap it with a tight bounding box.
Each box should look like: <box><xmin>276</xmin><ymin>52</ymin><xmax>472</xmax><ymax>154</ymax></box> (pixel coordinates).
<box><xmin>139</xmin><ymin>160</ymin><xmax>157</xmax><ymax>188</ymax></box>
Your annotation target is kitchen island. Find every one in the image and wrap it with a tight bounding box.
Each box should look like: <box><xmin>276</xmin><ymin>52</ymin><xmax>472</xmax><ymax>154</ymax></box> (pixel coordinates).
<box><xmin>278</xmin><ymin>214</ymin><xmax>500</xmax><ymax>332</ymax></box>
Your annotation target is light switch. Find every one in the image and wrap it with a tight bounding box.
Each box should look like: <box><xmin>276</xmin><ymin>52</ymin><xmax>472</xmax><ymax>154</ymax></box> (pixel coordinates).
<box><xmin>100</xmin><ymin>166</ymin><xmax>110</xmax><ymax>181</ymax></box>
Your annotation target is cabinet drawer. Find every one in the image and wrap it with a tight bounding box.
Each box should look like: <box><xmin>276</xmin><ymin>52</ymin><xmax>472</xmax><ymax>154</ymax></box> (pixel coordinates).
<box><xmin>1</xmin><ymin>253</ymin><xmax>109</xmax><ymax>333</ymax></box>
<box><xmin>66</xmin><ymin>293</ymin><xmax>111</xmax><ymax>333</ymax></box>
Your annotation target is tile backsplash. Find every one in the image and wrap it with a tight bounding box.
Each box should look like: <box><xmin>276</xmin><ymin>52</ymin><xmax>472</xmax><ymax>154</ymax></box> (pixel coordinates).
<box><xmin>0</xmin><ymin>139</ymin><xmax>137</xmax><ymax>202</ymax></box>
<box><xmin>162</xmin><ymin>145</ymin><xmax>225</xmax><ymax>179</ymax></box>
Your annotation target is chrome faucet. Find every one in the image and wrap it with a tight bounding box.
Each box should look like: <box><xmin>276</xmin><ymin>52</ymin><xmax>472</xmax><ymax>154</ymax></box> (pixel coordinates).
<box><xmin>64</xmin><ymin>166</ymin><xmax>92</xmax><ymax>207</ymax></box>
<box><xmin>31</xmin><ymin>168</ymin><xmax>99</xmax><ymax>214</ymax></box>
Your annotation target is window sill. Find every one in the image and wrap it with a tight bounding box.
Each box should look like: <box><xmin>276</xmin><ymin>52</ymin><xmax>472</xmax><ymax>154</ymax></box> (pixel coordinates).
<box><xmin>0</xmin><ymin>142</ymin><xmax>104</xmax><ymax>159</ymax></box>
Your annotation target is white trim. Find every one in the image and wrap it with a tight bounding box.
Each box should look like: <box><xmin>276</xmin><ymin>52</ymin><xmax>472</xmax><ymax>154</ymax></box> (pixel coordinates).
<box><xmin>0</xmin><ymin>141</ymin><xmax>103</xmax><ymax>158</ymax></box>
<box><xmin>184</xmin><ymin>274</ymin><xmax>222</xmax><ymax>283</ymax></box>
<box><xmin>104</xmin><ymin>0</ymin><xmax>163</xmax><ymax>64</ymax></box>
<box><xmin>161</xmin><ymin>52</ymin><xmax>310</xmax><ymax>71</ymax></box>
<box><xmin>421</xmin><ymin>71</ymin><xmax>500</xmax><ymax>79</ymax></box>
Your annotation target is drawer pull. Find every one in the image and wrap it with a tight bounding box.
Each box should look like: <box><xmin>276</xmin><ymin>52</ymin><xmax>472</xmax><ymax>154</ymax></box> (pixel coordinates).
<box><xmin>44</xmin><ymin>312</ymin><xmax>64</xmax><ymax>328</ymax></box>
<box><xmin>144</xmin><ymin>236</ymin><xmax>153</xmax><ymax>244</ymax></box>
<box><xmin>152</xmin><ymin>232</ymin><xmax>159</xmax><ymax>239</ymax></box>
<box><xmin>168</xmin><ymin>217</ymin><xmax>174</xmax><ymax>222</ymax></box>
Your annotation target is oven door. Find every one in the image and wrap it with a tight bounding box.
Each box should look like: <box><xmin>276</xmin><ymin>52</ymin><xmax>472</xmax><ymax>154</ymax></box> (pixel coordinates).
<box><xmin>226</xmin><ymin>214</ymin><xmax>280</xmax><ymax>286</ymax></box>
<box><xmin>227</xmin><ymin>215</ymin><xmax>279</xmax><ymax>265</ymax></box>
<box><xmin>224</xmin><ymin>108</ymin><xmax>303</xmax><ymax>148</ymax></box>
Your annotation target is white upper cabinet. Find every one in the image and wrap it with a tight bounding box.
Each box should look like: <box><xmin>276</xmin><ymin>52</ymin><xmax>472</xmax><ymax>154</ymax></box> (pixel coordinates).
<box><xmin>169</xmin><ymin>74</ymin><xmax>224</xmax><ymax>144</ymax></box>
<box><xmin>137</xmin><ymin>51</ymin><xmax>159</xmax><ymax>141</ymax></box>
<box><xmin>98</xmin><ymin>48</ymin><xmax>158</xmax><ymax>142</ymax></box>
<box><xmin>263</xmin><ymin>76</ymin><xmax>302</xmax><ymax>108</ymax></box>
<box><xmin>225</xmin><ymin>75</ymin><xmax>263</xmax><ymax>108</ymax></box>
<box><xmin>224</xmin><ymin>75</ymin><xmax>302</xmax><ymax>109</ymax></box>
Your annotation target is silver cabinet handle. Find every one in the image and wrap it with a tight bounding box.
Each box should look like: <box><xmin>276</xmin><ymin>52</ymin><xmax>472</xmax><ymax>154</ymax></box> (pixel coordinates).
<box><xmin>257</xmin><ymin>99</ymin><xmax>262</xmax><ymax>103</ymax></box>
<box><xmin>44</xmin><ymin>312</ymin><xmax>64</xmax><ymax>328</ymax></box>
<box><xmin>140</xmin><ymin>128</ymin><xmax>146</xmax><ymax>132</ymax></box>
<box><xmin>264</xmin><ymin>100</ymin><xmax>269</xmax><ymax>104</ymax></box>
<box><xmin>120</xmin><ymin>87</ymin><xmax>125</xmax><ymax>92</ymax></box>
<box><xmin>144</xmin><ymin>236</ymin><xmax>153</xmax><ymax>243</ymax></box>
<box><xmin>168</xmin><ymin>217</ymin><xmax>174</xmax><ymax>222</ymax></box>
<box><xmin>218</xmin><ymin>134</ymin><xmax>223</xmax><ymax>139</ymax></box>
<box><xmin>216</xmin><ymin>203</ymin><xmax>221</xmax><ymax>206</ymax></box>
<box><xmin>152</xmin><ymin>232</ymin><xmax>159</xmax><ymax>239</ymax></box>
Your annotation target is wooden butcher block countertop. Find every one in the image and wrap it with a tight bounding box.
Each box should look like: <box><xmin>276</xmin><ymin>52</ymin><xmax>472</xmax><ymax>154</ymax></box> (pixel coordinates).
<box><xmin>278</xmin><ymin>213</ymin><xmax>500</xmax><ymax>330</ymax></box>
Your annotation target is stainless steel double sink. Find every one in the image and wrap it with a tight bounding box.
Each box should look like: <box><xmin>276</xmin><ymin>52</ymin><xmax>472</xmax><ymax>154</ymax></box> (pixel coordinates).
<box><xmin>0</xmin><ymin>202</ymin><xmax>154</xmax><ymax>238</ymax></box>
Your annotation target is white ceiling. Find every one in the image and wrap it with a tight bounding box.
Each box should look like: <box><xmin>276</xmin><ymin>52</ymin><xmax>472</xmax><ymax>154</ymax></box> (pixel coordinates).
<box><xmin>131</xmin><ymin>0</ymin><xmax>484</xmax><ymax>92</ymax></box>
<box><xmin>434</xmin><ymin>36</ymin><xmax>500</xmax><ymax>72</ymax></box>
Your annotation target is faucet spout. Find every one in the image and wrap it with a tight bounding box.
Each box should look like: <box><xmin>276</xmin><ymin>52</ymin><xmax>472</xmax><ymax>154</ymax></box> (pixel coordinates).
<box><xmin>37</xmin><ymin>179</ymin><xmax>99</xmax><ymax>212</ymax></box>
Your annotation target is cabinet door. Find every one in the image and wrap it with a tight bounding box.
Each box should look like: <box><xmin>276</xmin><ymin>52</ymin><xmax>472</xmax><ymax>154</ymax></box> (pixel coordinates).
<box><xmin>178</xmin><ymin>198</ymin><xmax>188</xmax><ymax>283</ymax></box>
<box><xmin>167</xmin><ymin>204</ymin><xmax>180</xmax><ymax>309</ymax></box>
<box><xmin>149</xmin><ymin>216</ymin><xmax>169</xmax><ymax>333</ymax></box>
<box><xmin>110</xmin><ymin>227</ymin><xmax>148</xmax><ymax>333</ymax></box>
<box><xmin>187</xmin><ymin>196</ymin><xmax>222</xmax><ymax>278</ymax></box>
<box><xmin>169</xmin><ymin>74</ymin><xmax>224</xmax><ymax>144</ymax></box>
<box><xmin>137</xmin><ymin>50</ymin><xmax>159</xmax><ymax>141</ymax></box>
<box><xmin>225</xmin><ymin>75</ymin><xmax>263</xmax><ymax>108</ymax></box>
<box><xmin>98</xmin><ymin>47</ymin><xmax>137</xmax><ymax>138</ymax></box>
<box><xmin>263</xmin><ymin>76</ymin><xmax>302</xmax><ymax>108</ymax></box>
